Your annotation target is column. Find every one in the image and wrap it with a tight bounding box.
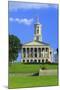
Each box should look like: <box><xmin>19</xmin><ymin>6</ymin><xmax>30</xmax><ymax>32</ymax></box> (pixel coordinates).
<box><xmin>48</xmin><ymin>48</ymin><xmax>50</xmax><ymax>58</ymax></box>
<box><xmin>32</xmin><ymin>47</ymin><xmax>34</xmax><ymax>62</ymax></box>
<box><xmin>21</xmin><ymin>48</ymin><xmax>23</xmax><ymax>62</ymax></box>
<box><xmin>37</xmin><ymin>48</ymin><xmax>39</xmax><ymax>58</ymax></box>
<box><xmin>49</xmin><ymin>48</ymin><xmax>51</xmax><ymax>62</ymax></box>
<box><xmin>41</xmin><ymin>48</ymin><xmax>42</xmax><ymax>58</ymax></box>
<box><xmin>45</xmin><ymin>48</ymin><xmax>47</xmax><ymax>58</ymax></box>
<box><xmin>22</xmin><ymin>48</ymin><xmax>24</xmax><ymax>58</ymax></box>
<box><xmin>43</xmin><ymin>48</ymin><xmax>45</xmax><ymax>58</ymax></box>
<box><xmin>21</xmin><ymin>48</ymin><xmax>23</xmax><ymax>58</ymax></box>
<box><xmin>29</xmin><ymin>48</ymin><xmax>30</xmax><ymax>58</ymax></box>
<box><xmin>26</xmin><ymin>48</ymin><xmax>27</xmax><ymax>58</ymax></box>
<box><xmin>32</xmin><ymin>48</ymin><xmax>34</xmax><ymax>58</ymax></box>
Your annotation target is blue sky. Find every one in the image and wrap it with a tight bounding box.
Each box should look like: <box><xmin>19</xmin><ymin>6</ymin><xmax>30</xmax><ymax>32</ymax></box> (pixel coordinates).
<box><xmin>8</xmin><ymin>1</ymin><xmax>58</xmax><ymax>62</ymax></box>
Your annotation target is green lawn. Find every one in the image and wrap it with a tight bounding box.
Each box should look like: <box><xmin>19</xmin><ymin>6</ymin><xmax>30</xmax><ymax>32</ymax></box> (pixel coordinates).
<box><xmin>8</xmin><ymin>75</ymin><xmax>58</xmax><ymax>89</ymax></box>
<box><xmin>9</xmin><ymin>63</ymin><xmax>58</xmax><ymax>73</ymax></box>
<box><xmin>9</xmin><ymin>63</ymin><xmax>58</xmax><ymax>88</ymax></box>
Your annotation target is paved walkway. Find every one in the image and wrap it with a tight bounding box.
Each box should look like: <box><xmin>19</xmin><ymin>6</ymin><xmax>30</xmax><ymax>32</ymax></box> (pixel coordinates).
<box><xmin>39</xmin><ymin>69</ymin><xmax>58</xmax><ymax>76</ymax></box>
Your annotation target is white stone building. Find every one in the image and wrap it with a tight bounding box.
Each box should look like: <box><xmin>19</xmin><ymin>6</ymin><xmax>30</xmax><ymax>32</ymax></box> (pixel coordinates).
<box><xmin>21</xmin><ymin>17</ymin><xmax>52</xmax><ymax>63</ymax></box>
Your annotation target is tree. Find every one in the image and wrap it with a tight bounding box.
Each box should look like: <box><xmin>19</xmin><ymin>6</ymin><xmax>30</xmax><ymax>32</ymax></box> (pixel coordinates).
<box><xmin>9</xmin><ymin>34</ymin><xmax>22</xmax><ymax>63</ymax></box>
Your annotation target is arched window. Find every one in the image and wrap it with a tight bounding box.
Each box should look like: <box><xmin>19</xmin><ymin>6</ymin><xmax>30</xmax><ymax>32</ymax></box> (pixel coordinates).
<box><xmin>46</xmin><ymin>48</ymin><xmax>48</xmax><ymax>52</ymax></box>
<box><xmin>27</xmin><ymin>60</ymin><xmax>29</xmax><ymax>63</ymax></box>
<box><xmin>23</xmin><ymin>60</ymin><xmax>25</xmax><ymax>63</ymax></box>
<box><xmin>38</xmin><ymin>59</ymin><xmax>40</xmax><ymax>63</ymax></box>
<box><xmin>42</xmin><ymin>59</ymin><xmax>44</xmax><ymax>63</ymax></box>
<box><xmin>23</xmin><ymin>48</ymin><xmax>25</xmax><ymax>52</ymax></box>
<box><xmin>42</xmin><ymin>48</ymin><xmax>44</xmax><ymax>52</ymax></box>
<box><xmin>46</xmin><ymin>59</ymin><xmax>48</xmax><ymax>63</ymax></box>
<box><xmin>37</xmin><ymin>29</ymin><xmax>39</xmax><ymax>34</ymax></box>
<box><xmin>30</xmin><ymin>59</ymin><xmax>33</xmax><ymax>63</ymax></box>
<box><xmin>34</xmin><ymin>59</ymin><xmax>37</xmax><ymax>63</ymax></box>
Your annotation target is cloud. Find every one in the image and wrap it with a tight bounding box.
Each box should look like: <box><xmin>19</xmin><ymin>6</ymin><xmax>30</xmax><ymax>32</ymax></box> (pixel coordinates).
<box><xmin>9</xmin><ymin>17</ymin><xmax>33</xmax><ymax>25</ymax></box>
<box><xmin>9</xmin><ymin>17</ymin><xmax>14</xmax><ymax>21</ymax></box>
<box><xmin>9</xmin><ymin>2</ymin><xmax>58</xmax><ymax>11</ymax></box>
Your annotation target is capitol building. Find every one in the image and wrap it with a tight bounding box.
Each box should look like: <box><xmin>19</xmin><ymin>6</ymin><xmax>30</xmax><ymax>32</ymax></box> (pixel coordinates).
<box><xmin>21</xmin><ymin>17</ymin><xmax>52</xmax><ymax>63</ymax></box>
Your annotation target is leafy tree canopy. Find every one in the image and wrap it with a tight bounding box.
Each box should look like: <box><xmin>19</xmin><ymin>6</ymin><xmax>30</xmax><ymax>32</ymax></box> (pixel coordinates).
<box><xmin>9</xmin><ymin>34</ymin><xmax>22</xmax><ymax>63</ymax></box>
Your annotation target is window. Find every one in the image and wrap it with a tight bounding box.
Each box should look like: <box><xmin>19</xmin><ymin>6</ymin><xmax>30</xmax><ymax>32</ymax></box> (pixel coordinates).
<box><xmin>23</xmin><ymin>48</ymin><xmax>25</xmax><ymax>52</ymax></box>
<box><xmin>38</xmin><ymin>48</ymin><xmax>41</xmax><ymax>52</ymax></box>
<box><xmin>34</xmin><ymin>48</ymin><xmax>37</xmax><ymax>52</ymax></box>
<box><xmin>27</xmin><ymin>48</ymin><xmax>29</xmax><ymax>57</ymax></box>
<box><xmin>50</xmin><ymin>51</ymin><xmax>52</xmax><ymax>54</ymax></box>
<box><xmin>42</xmin><ymin>48</ymin><xmax>44</xmax><ymax>52</ymax></box>
<box><xmin>46</xmin><ymin>48</ymin><xmax>48</xmax><ymax>52</ymax></box>
<box><xmin>31</xmin><ymin>48</ymin><xmax>33</xmax><ymax>52</ymax></box>
<box><xmin>34</xmin><ymin>48</ymin><xmax>37</xmax><ymax>57</ymax></box>
<box><xmin>37</xmin><ymin>26</ymin><xmax>39</xmax><ymax>30</ymax></box>
<box><xmin>27</xmin><ymin>60</ymin><xmax>29</xmax><ymax>63</ymax></box>
<box><xmin>35</xmin><ymin>53</ymin><xmax>37</xmax><ymax>57</ymax></box>
<box><xmin>23</xmin><ymin>60</ymin><xmax>25</xmax><ymax>63</ymax></box>
<box><xmin>46</xmin><ymin>59</ymin><xmax>48</xmax><ymax>63</ymax></box>
<box><xmin>38</xmin><ymin>59</ymin><xmax>40</xmax><ymax>63</ymax></box>
<box><xmin>31</xmin><ymin>59</ymin><xmax>33</xmax><ymax>63</ymax></box>
<box><xmin>34</xmin><ymin>59</ymin><xmax>37</xmax><ymax>63</ymax></box>
<box><xmin>42</xmin><ymin>59</ymin><xmax>44</xmax><ymax>63</ymax></box>
<box><xmin>37</xmin><ymin>29</ymin><xmax>39</xmax><ymax>34</ymax></box>
<box><xmin>27</xmin><ymin>48</ymin><xmax>29</xmax><ymax>52</ymax></box>
<box><xmin>38</xmin><ymin>48</ymin><xmax>41</xmax><ymax>57</ymax></box>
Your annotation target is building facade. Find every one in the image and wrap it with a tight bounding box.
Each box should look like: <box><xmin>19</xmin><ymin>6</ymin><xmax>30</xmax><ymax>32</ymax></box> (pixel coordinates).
<box><xmin>21</xmin><ymin>17</ymin><xmax>52</xmax><ymax>63</ymax></box>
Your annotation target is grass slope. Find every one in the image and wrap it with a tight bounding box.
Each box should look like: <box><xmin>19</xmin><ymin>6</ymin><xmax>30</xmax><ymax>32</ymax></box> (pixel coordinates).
<box><xmin>9</xmin><ymin>63</ymin><xmax>58</xmax><ymax>73</ymax></box>
<box><xmin>9</xmin><ymin>63</ymin><xmax>58</xmax><ymax>88</ymax></box>
<box><xmin>9</xmin><ymin>75</ymin><xmax>58</xmax><ymax>89</ymax></box>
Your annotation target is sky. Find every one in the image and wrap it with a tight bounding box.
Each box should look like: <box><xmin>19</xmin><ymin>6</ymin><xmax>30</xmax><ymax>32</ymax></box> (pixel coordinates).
<box><xmin>8</xmin><ymin>1</ymin><xmax>58</xmax><ymax>62</ymax></box>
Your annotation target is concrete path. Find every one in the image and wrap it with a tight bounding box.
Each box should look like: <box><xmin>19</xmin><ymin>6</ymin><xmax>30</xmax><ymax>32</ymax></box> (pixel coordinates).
<box><xmin>39</xmin><ymin>69</ymin><xmax>58</xmax><ymax>76</ymax></box>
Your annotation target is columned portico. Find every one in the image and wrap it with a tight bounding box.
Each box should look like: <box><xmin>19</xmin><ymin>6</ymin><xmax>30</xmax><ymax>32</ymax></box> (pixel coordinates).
<box><xmin>21</xmin><ymin>45</ymin><xmax>51</xmax><ymax>63</ymax></box>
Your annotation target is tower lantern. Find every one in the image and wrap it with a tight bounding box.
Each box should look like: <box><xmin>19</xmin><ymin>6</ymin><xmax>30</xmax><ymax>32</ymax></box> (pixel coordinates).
<box><xmin>34</xmin><ymin>17</ymin><xmax>42</xmax><ymax>41</ymax></box>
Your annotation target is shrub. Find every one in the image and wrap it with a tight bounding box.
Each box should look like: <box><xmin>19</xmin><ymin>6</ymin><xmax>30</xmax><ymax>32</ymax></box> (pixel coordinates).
<box><xmin>32</xmin><ymin>72</ymin><xmax>39</xmax><ymax>76</ymax></box>
<box><xmin>41</xmin><ymin>67</ymin><xmax>47</xmax><ymax>70</ymax></box>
